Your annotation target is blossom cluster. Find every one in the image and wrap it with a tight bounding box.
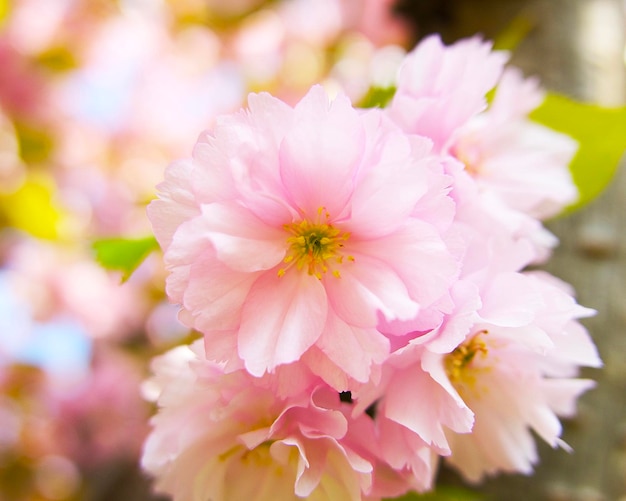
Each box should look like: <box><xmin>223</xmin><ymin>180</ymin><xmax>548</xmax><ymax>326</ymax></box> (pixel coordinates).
<box><xmin>143</xmin><ymin>35</ymin><xmax>601</xmax><ymax>500</ymax></box>
<box><xmin>0</xmin><ymin>1</ymin><xmax>410</xmax><ymax>497</ymax></box>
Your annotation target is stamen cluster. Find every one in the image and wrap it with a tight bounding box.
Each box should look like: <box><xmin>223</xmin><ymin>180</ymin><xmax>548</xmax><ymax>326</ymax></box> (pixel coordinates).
<box><xmin>279</xmin><ymin>208</ymin><xmax>351</xmax><ymax>279</ymax></box>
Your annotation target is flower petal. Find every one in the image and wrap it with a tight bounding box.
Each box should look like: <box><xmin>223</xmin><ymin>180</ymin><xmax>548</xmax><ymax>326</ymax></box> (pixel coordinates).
<box><xmin>148</xmin><ymin>159</ymin><xmax>200</xmax><ymax>250</ymax></box>
<box><xmin>184</xmin><ymin>251</ymin><xmax>260</xmax><ymax>331</ymax></box>
<box><xmin>316</xmin><ymin>313</ymin><xmax>390</xmax><ymax>383</ymax></box>
<box><xmin>201</xmin><ymin>202</ymin><xmax>287</xmax><ymax>272</ymax></box>
<box><xmin>239</xmin><ymin>271</ymin><xmax>328</xmax><ymax>376</ymax></box>
<box><xmin>349</xmin><ymin>131</ymin><xmax>437</xmax><ymax>238</ymax></box>
<box><xmin>279</xmin><ymin>86</ymin><xmax>363</xmax><ymax>217</ymax></box>
<box><xmin>383</xmin><ymin>350</ymin><xmax>473</xmax><ymax>453</ymax></box>
<box><xmin>354</xmin><ymin>220</ymin><xmax>460</xmax><ymax>310</ymax></box>
<box><xmin>325</xmin><ymin>253</ymin><xmax>420</xmax><ymax>327</ymax></box>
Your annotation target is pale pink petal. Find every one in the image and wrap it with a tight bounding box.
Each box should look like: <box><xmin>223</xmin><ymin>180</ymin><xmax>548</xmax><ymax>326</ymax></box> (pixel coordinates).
<box><xmin>190</xmin><ymin>134</ymin><xmax>240</xmax><ymax>204</ymax></box>
<box><xmin>316</xmin><ymin>313</ymin><xmax>390</xmax><ymax>383</ymax></box>
<box><xmin>280</xmin><ymin>438</ymin><xmax>321</xmax><ymax>497</ymax></box>
<box><xmin>325</xmin><ymin>253</ymin><xmax>420</xmax><ymax>327</ymax></box>
<box><xmin>373</xmin><ymin>423</ymin><xmax>436</xmax><ymax>494</ymax></box>
<box><xmin>201</xmin><ymin>202</ymin><xmax>286</xmax><ymax>272</ymax></box>
<box><xmin>488</xmin><ymin>324</ymin><xmax>554</xmax><ymax>354</ymax></box>
<box><xmin>272</xmin><ymin>402</ymin><xmax>347</xmax><ymax>442</ymax></box>
<box><xmin>478</xmin><ymin>272</ymin><xmax>543</xmax><ymax>327</ymax></box>
<box><xmin>541</xmin><ymin>379</ymin><xmax>596</xmax><ymax>417</ymax></box>
<box><xmin>302</xmin><ymin>346</ymin><xmax>351</xmax><ymax>392</ymax></box>
<box><xmin>488</xmin><ymin>68</ymin><xmax>544</xmax><ymax>123</ymax></box>
<box><xmin>390</xmin><ymin>34</ymin><xmax>507</xmax><ymax>151</ymax></box>
<box><xmin>148</xmin><ymin>159</ymin><xmax>200</xmax><ymax>250</ymax></box>
<box><xmin>272</xmin><ymin>363</ymin><xmax>319</xmax><ymax>400</ymax></box>
<box><xmin>383</xmin><ymin>352</ymin><xmax>473</xmax><ymax>453</ymax></box>
<box><xmin>202</xmin><ymin>328</ymin><xmax>243</xmax><ymax>371</ymax></box>
<box><xmin>416</xmin><ymin>280</ymin><xmax>482</xmax><ymax>353</ymax></box>
<box><xmin>246</xmin><ymin>91</ymin><xmax>295</xmax><ymax>144</ymax></box>
<box><xmin>239</xmin><ymin>271</ymin><xmax>328</xmax><ymax>376</ymax></box>
<box><xmin>420</xmin><ymin>349</ymin><xmax>475</xmax><ymax>432</ymax></box>
<box><xmin>209</xmin><ymin>95</ymin><xmax>300</xmax><ymax>227</ymax></box>
<box><xmin>279</xmin><ymin>85</ymin><xmax>364</xmax><ymax>217</ymax></box>
<box><xmin>184</xmin><ymin>252</ymin><xmax>260</xmax><ymax>331</ymax></box>
<box><xmin>354</xmin><ymin>220</ymin><xmax>460</xmax><ymax>310</ymax></box>
<box><xmin>163</xmin><ymin>216</ymin><xmax>215</xmax><ymax>304</ymax></box>
<box><xmin>544</xmin><ymin>321</ymin><xmax>603</xmax><ymax>373</ymax></box>
<box><xmin>524</xmin><ymin>397</ymin><xmax>563</xmax><ymax>447</ymax></box>
<box><xmin>348</xmin><ymin>132</ymin><xmax>438</xmax><ymax>238</ymax></box>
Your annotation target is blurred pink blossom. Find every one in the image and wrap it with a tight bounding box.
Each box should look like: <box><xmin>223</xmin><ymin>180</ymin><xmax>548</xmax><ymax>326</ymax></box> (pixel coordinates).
<box><xmin>52</xmin><ymin>347</ymin><xmax>151</xmax><ymax>468</ymax></box>
<box><xmin>452</xmin><ymin>68</ymin><xmax>579</xmax><ymax>220</ymax></box>
<box><xmin>389</xmin><ymin>34</ymin><xmax>508</xmax><ymax>152</ymax></box>
<box><xmin>440</xmin><ymin>249</ymin><xmax>601</xmax><ymax>481</ymax></box>
<box><xmin>142</xmin><ymin>341</ymin><xmax>377</xmax><ymax>500</ymax></box>
<box><xmin>6</xmin><ymin>238</ymin><xmax>148</xmax><ymax>340</ymax></box>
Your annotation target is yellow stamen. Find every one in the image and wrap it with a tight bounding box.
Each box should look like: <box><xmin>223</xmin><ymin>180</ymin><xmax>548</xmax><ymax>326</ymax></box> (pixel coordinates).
<box><xmin>277</xmin><ymin>207</ymin><xmax>351</xmax><ymax>279</ymax></box>
<box><xmin>444</xmin><ymin>330</ymin><xmax>490</xmax><ymax>396</ymax></box>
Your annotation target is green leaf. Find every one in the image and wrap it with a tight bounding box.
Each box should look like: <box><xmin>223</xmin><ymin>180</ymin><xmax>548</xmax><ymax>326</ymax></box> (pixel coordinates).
<box><xmin>493</xmin><ymin>12</ymin><xmax>536</xmax><ymax>51</ymax></box>
<box><xmin>14</xmin><ymin>122</ymin><xmax>54</xmax><ymax>165</ymax></box>
<box><xmin>386</xmin><ymin>486</ymin><xmax>486</xmax><ymax>501</ymax></box>
<box><xmin>529</xmin><ymin>93</ymin><xmax>626</xmax><ymax>212</ymax></box>
<box><xmin>358</xmin><ymin>86</ymin><xmax>396</xmax><ymax>109</ymax></box>
<box><xmin>92</xmin><ymin>236</ymin><xmax>160</xmax><ymax>282</ymax></box>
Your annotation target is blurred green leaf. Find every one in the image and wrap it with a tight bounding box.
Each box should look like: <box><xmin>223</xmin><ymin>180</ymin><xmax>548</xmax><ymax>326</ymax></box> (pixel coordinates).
<box><xmin>359</xmin><ymin>86</ymin><xmax>396</xmax><ymax>109</ymax></box>
<box><xmin>493</xmin><ymin>12</ymin><xmax>536</xmax><ymax>51</ymax></box>
<box><xmin>14</xmin><ymin>122</ymin><xmax>54</xmax><ymax>164</ymax></box>
<box><xmin>387</xmin><ymin>486</ymin><xmax>486</xmax><ymax>501</ymax></box>
<box><xmin>529</xmin><ymin>93</ymin><xmax>626</xmax><ymax>212</ymax></box>
<box><xmin>92</xmin><ymin>236</ymin><xmax>159</xmax><ymax>282</ymax></box>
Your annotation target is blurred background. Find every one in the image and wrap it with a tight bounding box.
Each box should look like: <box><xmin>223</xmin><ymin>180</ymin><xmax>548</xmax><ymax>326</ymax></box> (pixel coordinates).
<box><xmin>0</xmin><ymin>1</ymin><xmax>624</xmax><ymax>500</ymax></box>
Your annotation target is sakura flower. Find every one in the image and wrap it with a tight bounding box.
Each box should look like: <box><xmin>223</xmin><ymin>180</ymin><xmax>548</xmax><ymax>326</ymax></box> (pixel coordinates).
<box><xmin>149</xmin><ymin>85</ymin><xmax>460</xmax><ymax>383</ymax></box>
<box><xmin>141</xmin><ymin>341</ymin><xmax>376</xmax><ymax>501</ymax></box>
<box><xmin>451</xmin><ymin>68</ymin><xmax>578</xmax><ymax>220</ymax></box>
<box><xmin>388</xmin><ymin>34</ymin><xmax>508</xmax><ymax>153</ymax></box>
<box><xmin>440</xmin><ymin>260</ymin><xmax>601</xmax><ymax>481</ymax></box>
<box><xmin>383</xmin><ymin>35</ymin><xmax>577</xmax><ymax>263</ymax></box>
<box><xmin>351</xmin><ymin>336</ymin><xmax>475</xmax><ymax>467</ymax></box>
<box><xmin>447</xmin><ymin>168</ymin><xmax>561</xmax><ymax>267</ymax></box>
<box><xmin>310</xmin><ymin>386</ymin><xmax>439</xmax><ymax>498</ymax></box>
<box><xmin>338</xmin><ymin>282</ymin><xmax>481</xmax><ymax>484</ymax></box>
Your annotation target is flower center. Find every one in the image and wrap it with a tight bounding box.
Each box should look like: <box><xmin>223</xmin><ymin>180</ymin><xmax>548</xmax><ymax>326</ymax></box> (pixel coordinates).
<box><xmin>444</xmin><ymin>330</ymin><xmax>489</xmax><ymax>395</ymax></box>
<box><xmin>452</xmin><ymin>138</ymin><xmax>483</xmax><ymax>176</ymax></box>
<box><xmin>278</xmin><ymin>207</ymin><xmax>352</xmax><ymax>280</ymax></box>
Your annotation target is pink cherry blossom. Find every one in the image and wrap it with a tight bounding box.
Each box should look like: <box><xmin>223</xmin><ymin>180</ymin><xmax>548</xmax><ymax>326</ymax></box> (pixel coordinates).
<box><xmin>384</xmin><ymin>36</ymin><xmax>573</xmax><ymax>262</ymax></box>
<box><xmin>447</xmin><ymin>168</ymin><xmax>561</xmax><ymax>266</ymax></box>
<box><xmin>451</xmin><ymin>68</ymin><xmax>578</xmax><ymax>220</ymax></box>
<box><xmin>141</xmin><ymin>341</ymin><xmax>378</xmax><ymax>501</ymax></box>
<box><xmin>353</xmin><ymin>341</ymin><xmax>475</xmax><ymax>461</ymax></box>
<box><xmin>440</xmin><ymin>264</ymin><xmax>601</xmax><ymax>481</ymax></box>
<box><xmin>388</xmin><ymin>34</ymin><xmax>508</xmax><ymax>152</ymax></box>
<box><xmin>148</xmin><ymin>85</ymin><xmax>460</xmax><ymax>383</ymax></box>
